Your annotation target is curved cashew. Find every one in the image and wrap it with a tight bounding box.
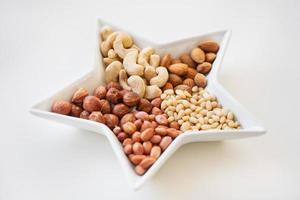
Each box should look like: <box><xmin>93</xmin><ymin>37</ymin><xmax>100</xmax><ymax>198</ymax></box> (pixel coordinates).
<box><xmin>119</xmin><ymin>69</ymin><xmax>132</xmax><ymax>91</ymax></box>
<box><xmin>144</xmin><ymin>85</ymin><xmax>162</xmax><ymax>100</ymax></box>
<box><xmin>138</xmin><ymin>47</ymin><xmax>155</xmax><ymax>66</ymax></box>
<box><xmin>128</xmin><ymin>75</ymin><xmax>146</xmax><ymax>97</ymax></box>
<box><xmin>132</xmin><ymin>44</ymin><xmax>141</xmax><ymax>52</ymax></box>
<box><xmin>150</xmin><ymin>54</ymin><xmax>160</xmax><ymax>67</ymax></box>
<box><xmin>113</xmin><ymin>32</ymin><xmax>136</xmax><ymax>59</ymax></box>
<box><xmin>150</xmin><ymin>67</ymin><xmax>169</xmax><ymax>87</ymax></box>
<box><xmin>105</xmin><ymin>61</ymin><xmax>122</xmax><ymax>83</ymax></box>
<box><xmin>144</xmin><ymin>66</ymin><xmax>157</xmax><ymax>81</ymax></box>
<box><xmin>123</xmin><ymin>50</ymin><xmax>144</xmax><ymax>76</ymax></box>
<box><xmin>100</xmin><ymin>32</ymin><xmax>117</xmax><ymax>57</ymax></box>
<box><xmin>100</xmin><ymin>26</ymin><xmax>113</xmax><ymax>41</ymax></box>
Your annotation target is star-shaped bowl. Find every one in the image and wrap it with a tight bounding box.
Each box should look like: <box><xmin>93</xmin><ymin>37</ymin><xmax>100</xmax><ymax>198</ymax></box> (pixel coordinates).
<box><xmin>30</xmin><ymin>19</ymin><xmax>266</xmax><ymax>190</ymax></box>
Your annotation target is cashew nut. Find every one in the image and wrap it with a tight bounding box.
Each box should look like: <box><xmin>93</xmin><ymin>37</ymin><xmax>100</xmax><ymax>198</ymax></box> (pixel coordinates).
<box><xmin>150</xmin><ymin>67</ymin><xmax>169</xmax><ymax>87</ymax></box>
<box><xmin>108</xmin><ymin>49</ymin><xmax>117</xmax><ymax>59</ymax></box>
<box><xmin>144</xmin><ymin>66</ymin><xmax>157</xmax><ymax>81</ymax></box>
<box><xmin>113</xmin><ymin>32</ymin><xmax>136</xmax><ymax>59</ymax></box>
<box><xmin>119</xmin><ymin>69</ymin><xmax>131</xmax><ymax>91</ymax></box>
<box><xmin>138</xmin><ymin>47</ymin><xmax>155</xmax><ymax>66</ymax></box>
<box><xmin>100</xmin><ymin>26</ymin><xmax>113</xmax><ymax>41</ymax></box>
<box><xmin>103</xmin><ymin>57</ymin><xmax>118</xmax><ymax>66</ymax></box>
<box><xmin>132</xmin><ymin>44</ymin><xmax>141</xmax><ymax>52</ymax></box>
<box><xmin>128</xmin><ymin>75</ymin><xmax>146</xmax><ymax>97</ymax></box>
<box><xmin>105</xmin><ymin>61</ymin><xmax>122</xmax><ymax>83</ymax></box>
<box><xmin>123</xmin><ymin>50</ymin><xmax>144</xmax><ymax>76</ymax></box>
<box><xmin>100</xmin><ymin>32</ymin><xmax>117</xmax><ymax>57</ymax></box>
<box><xmin>144</xmin><ymin>85</ymin><xmax>162</xmax><ymax>100</ymax></box>
<box><xmin>150</xmin><ymin>54</ymin><xmax>160</xmax><ymax>68</ymax></box>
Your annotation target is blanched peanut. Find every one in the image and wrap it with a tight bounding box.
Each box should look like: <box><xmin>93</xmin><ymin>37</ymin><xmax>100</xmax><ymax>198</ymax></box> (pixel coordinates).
<box><xmin>150</xmin><ymin>146</ymin><xmax>161</xmax><ymax>158</ymax></box>
<box><xmin>160</xmin><ymin>136</ymin><xmax>172</xmax><ymax>151</ymax></box>
<box><xmin>132</xmin><ymin>142</ymin><xmax>144</xmax><ymax>155</ymax></box>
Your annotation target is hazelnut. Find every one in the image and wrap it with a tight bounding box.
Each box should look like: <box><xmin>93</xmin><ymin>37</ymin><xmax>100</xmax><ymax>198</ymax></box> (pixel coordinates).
<box><xmin>70</xmin><ymin>104</ymin><xmax>83</xmax><ymax>117</ymax></box>
<box><xmin>79</xmin><ymin>110</ymin><xmax>90</xmax><ymax>119</ymax></box>
<box><xmin>106</xmin><ymin>82</ymin><xmax>122</xmax><ymax>90</ymax></box>
<box><xmin>137</xmin><ymin>99</ymin><xmax>152</xmax><ymax>113</ymax></box>
<box><xmin>122</xmin><ymin>122</ymin><xmax>137</xmax><ymax>135</ymax></box>
<box><xmin>120</xmin><ymin>113</ymin><xmax>136</xmax><ymax>126</ymax></box>
<box><xmin>119</xmin><ymin>89</ymin><xmax>130</xmax><ymax>98</ymax></box>
<box><xmin>123</xmin><ymin>91</ymin><xmax>140</xmax><ymax>107</ymax></box>
<box><xmin>99</xmin><ymin>99</ymin><xmax>111</xmax><ymax>114</ymax></box>
<box><xmin>117</xmin><ymin>132</ymin><xmax>128</xmax><ymax>142</ymax></box>
<box><xmin>112</xmin><ymin>103</ymin><xmax>130</xmax><ymax>118</ymax></box>
<box><xmin>106</xmin><ymin>88</ymin><xmax>122</xmax><ymax>104</ymax></box>
<box><xmin>83</xmin><ymin>96</ymin><xmax>101</xmax><ymax>112</ymax></box>
<box><xmin>104</xmin><ymin>114</ymin><xmax>119</xmax><ymax>129</ymax></box>
<box><xmin>72</xmin><ymin>88</ymin><xmax>88</xmax><ymax>104</ymax></box>
<box><xmin>51</xmin><ymin>100</ymin><xmax>72</xmax><ymax>115</ymax></box>
<box><xmin>89</xmin><ymin>111</ymin><xmax>105</xmax><ymax>123</ymax></box>
<box><xmin>151</xmin><ymin>98</ymin><xmax>162</xmax><ymax>108</ymax></box>
<box><xmin>93</xmin><ymin>86</ymin><xmax>106</xmax><ymax>99</ymax></box>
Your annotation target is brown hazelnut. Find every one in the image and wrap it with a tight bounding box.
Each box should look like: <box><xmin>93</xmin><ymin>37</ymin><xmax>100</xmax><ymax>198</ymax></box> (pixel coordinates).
<box><xmin>70</xmin><ymin>104</ymin><xmax>83</xmax><ymax>117</ymax></box>
<box><xmin>93</xmin><ymin>86</ymin><xmax>106</xmax><ymax>99</ymax></box>
<box><xmin>112</xmin><ymin>103</ymin><xmax>130</xmax><ymax>118</ymax></box>
<box><xmin>119</xmin><ymin>89</ymin><xmax>130</xmax><ymax>98</ymax></box>
<box><xmin>104</xmin><ymin>114</ymin><xmax>119</xmax><ymax>129</ymax></box>
<box><xmin>151</xmin><ymin>98</ymin><xmax>162</xmax><ymax>108</ymax></box>
<box><xmin>83</xmin><ymin>96</ymin><xmax>101</xmax><ymax>112</ymax></box>
<box><xmin>137</xmin><ymin>99</ymin><xmax>152</xmax><ymax>113</ymax></box>
<box><xmin>51</xmin><ymin>100</ymin><xmax>72</xmax><ymax>115</ymax></box>
<box><xmin>122</xmin><ymin>122</ymin><xmax>137</xmax><ymax>135</ymax></box>
<box><xmin>89</xmin><ymin>111</ymin><xmax>105</xmax><ymax>123</ymax></box>
<box><xmin>106</xmin><ymin>82</ymin><xmax>122</xmax><ymax>90</ymax></box>
<box><xmin>71</xmin><ymin>88</ymin><xmax>88</xmax><ymax>104</ymax></box>
<box><xmin>123</xmin><ymin>91</ymin><xmax>140</xmax><ymax>107</ymax></box>
<box><xmin>117</xmin><ymin>132</ymin><xmax>128</xmax><ymax>142</ymax></box>
<box><xmin>80</xmin><ymin>110</ymin><xmax>90</xmax><ymax>119</ymax></box>
<box><xmin>99</xmin><ymin>99</ymin><xmax>111</xmax><ymax>114</ymax></box>
<box><xmin>106</xmin><ymin>88</ymin><xmax>122</xmax><ymax>104</ymax></box>
<box><xmin>120</xmin><ymin>113</ymin><xmax>136</xmax><ymax>126</ymax></box>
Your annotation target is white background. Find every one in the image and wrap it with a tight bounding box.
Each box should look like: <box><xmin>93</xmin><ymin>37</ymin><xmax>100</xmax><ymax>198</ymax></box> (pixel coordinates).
<box><xmin>0</xmin><ymin>0</ymin><xmax>299</xmax><ymax>199</ymax></box>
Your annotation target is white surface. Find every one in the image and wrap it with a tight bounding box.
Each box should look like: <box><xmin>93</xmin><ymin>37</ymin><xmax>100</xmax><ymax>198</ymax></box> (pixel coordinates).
<box><xmin>0</xmin><ymin>0</ymin><xmax>299</xmax><ymax>199</ymax></box>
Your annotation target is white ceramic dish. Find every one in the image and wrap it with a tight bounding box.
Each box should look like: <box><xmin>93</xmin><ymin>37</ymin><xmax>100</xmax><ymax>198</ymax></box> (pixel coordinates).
<box><xmin>30</xmin><ymin>19</ymin><xmax>266</xmax><ymax>190</ymax></box>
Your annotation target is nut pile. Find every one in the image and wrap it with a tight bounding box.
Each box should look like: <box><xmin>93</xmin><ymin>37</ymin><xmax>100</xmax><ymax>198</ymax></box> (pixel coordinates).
<box><xmin>161</xmin><ymin>87</ymin><xmax>240</xmax><ymax>132</ymax></box>
<box><xmin>52</xmin><ymin>82</ymin><xmax>181</xmax><ymax>175</ymax></box>
<box><xmin>51</xmin><ymin>26</ymin><xmax>241</xmax><ymax>176</ymax></box>
<box><xmin>100</xmin><ymin>26</ymin><xmax>166</xmax><ymax>100</ymax></box>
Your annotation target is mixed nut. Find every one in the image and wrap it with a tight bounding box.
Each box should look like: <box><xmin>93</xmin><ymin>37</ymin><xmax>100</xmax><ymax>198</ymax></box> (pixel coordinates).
<box><xmin>51</xmin><ymin>26</ymin><xmax>240</xmax><ymax>175</ymax></box>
